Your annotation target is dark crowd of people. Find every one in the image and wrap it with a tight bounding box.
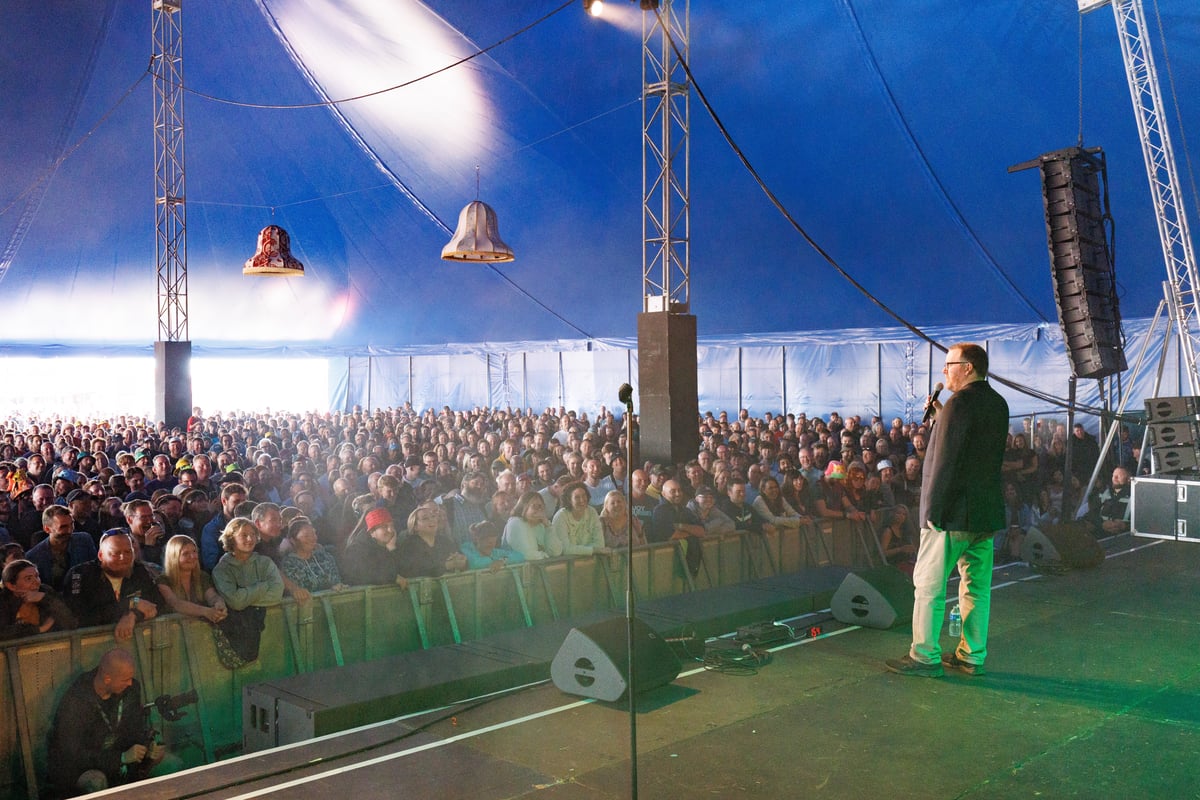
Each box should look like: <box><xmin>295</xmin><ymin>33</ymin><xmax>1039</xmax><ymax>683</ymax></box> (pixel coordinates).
<box><xmin>0</xmin><ymin>402</ymin><xmax>1135</xmax><ymax>794</ymax></box>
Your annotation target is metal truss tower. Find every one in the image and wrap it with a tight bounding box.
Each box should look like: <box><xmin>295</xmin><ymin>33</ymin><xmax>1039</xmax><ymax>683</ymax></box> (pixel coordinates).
<box><xmin>1087</xmin><ymin>0</ymin><xmax>1200</xmax><ymax>393</ymax></box>
<box><xmin>153</xmin><ymin>0</ymin><xmax>188</xmax><ymax>342</ymax></box>
<box><xmin>642</xmin><ymin>0</ymin><xmax>690</xmax><ymax>313</ymax></box>
<box><xmin>151</xmin><ymin>0</ymin><xmax>192</xmax><ymax>428</ymax></box>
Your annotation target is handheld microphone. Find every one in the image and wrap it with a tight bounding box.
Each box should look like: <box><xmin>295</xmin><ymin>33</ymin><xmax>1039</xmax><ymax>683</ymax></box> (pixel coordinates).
<box><xmin>618</xmin><ymin>383</ymin><xmax>634</xmax><ymax>408</ymax></box>
<box><xmin>922</xmin><ymin>382</ymin><xmax>944</xmax><ymax>423</ymax></box>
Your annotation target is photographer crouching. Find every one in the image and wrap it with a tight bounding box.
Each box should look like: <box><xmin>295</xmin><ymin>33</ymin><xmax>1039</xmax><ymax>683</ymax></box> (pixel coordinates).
<box><xmin>46</xmin><ymin>648</ymin><xmax>167</xmax><ymax>796</ymax></box>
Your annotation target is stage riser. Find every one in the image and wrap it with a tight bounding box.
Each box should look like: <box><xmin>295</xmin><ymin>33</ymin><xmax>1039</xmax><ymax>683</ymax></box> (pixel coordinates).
<box><xmin>243</xmin><ymin>568</ymin><xmax>850</xmax><ymax>750</ymax></box>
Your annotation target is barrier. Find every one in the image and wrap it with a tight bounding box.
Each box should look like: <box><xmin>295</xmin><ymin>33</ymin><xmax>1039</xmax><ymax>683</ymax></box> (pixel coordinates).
<box><xmin>0</xmin><ymin>523</ymin><xmax>877</xmax><ymax>798</ymax></box>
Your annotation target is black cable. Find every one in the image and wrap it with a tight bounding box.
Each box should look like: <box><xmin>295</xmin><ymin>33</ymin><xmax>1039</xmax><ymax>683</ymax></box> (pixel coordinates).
<box><xmin>650</xmin><ymin>5</ymin><xmax>1130</xmax><ymax>420</ymax></box>
<box><xmin>701</xmin><ymin>639</ymin><xmax>769</xmax><ymax>675</ymax></box>
<box><xmin>183</xmin><ymin>0</ymin><xmax>577</xmax><ymax>110</ymax></box>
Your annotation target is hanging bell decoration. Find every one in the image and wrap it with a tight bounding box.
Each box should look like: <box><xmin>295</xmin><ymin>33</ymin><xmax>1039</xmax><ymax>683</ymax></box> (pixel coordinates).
<box><xmin>243</xmin><ymin>225</ymin><xmax>305</xmax><ymax>276</ymax></box>
<box><xmin>441</xmin><ymin>200</ymin><xmax>514</xmax><ymax>263</ymax></box>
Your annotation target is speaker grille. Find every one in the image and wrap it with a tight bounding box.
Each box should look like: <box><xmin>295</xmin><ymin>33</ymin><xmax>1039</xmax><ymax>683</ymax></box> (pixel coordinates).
<box><xmin>1037</xmin><ymin>147</ymin><xmax>1126</xmax><ymax>380</ymax></box>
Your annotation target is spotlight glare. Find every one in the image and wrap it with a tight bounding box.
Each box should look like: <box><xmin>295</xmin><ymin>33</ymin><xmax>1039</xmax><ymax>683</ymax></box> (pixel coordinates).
<box><xmin>585</xmin><ymin>0</ymin><xmax>604</xmax><ymax>17</ymax></box>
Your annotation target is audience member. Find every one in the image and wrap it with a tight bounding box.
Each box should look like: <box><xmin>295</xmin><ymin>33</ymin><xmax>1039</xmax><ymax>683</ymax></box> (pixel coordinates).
<box><xmin>211</xmin><ymin>518</ymin><xmax>284</xmax><ymax>666</ymax></box>
<box><xmin>341</xmin><ymin>508</ymin><xmax>408</xmax><ymax>587</ymax></box>
<box><xmin>123</xmin><ymin>499</ymin><xmax>167</xmax><ymax>567</ymax></box>
<box><xmin>752</xmin><ymin>476</ymin><xmax>808</xmax><ymax>530</ymax></box>
<box><xmin>25</xmin><ymin>506</ymin><xmax>97</xmax><ymax>591</ymax></box>
<box><xmin>461</xmin><ymin>520</ymin><xmax>524</xmax><ymax>571</ymax></box>
<box><xmin>0</xmin><ymin>558</ymin><xmax>76</xmax><ymax>639</ymax></box>
<box><xmin>156</xmin><ymin>535</ymin><xmax>227</xmax><ymax>623</ymax></box>
<box><xmin>688</xmin><ymin>485</ymin><xmax>735</xmax><ymax>536</ymax></box>
<box><xmin>397</xmin><ymin>502</ymin><xmax>468</xmax><ymax>577</ymax></box>
<box><xmin>599</xmin><ymin>490</ymin><xmax>648</xmax><ymax>548</ymax></box>
<box><xmin>650</xmin><ymin>479</ymin><xmax>706</xmax><ymax>574</ymax></box>
<box><xmin>551</xmin><ymin>482</ymin><xmax>607</xmax><ymax>556</ymax></box>
<box><xmin>1090</xmin><ymin>466</ymin><xmax>1132</xmax><ymax>535</ymax></box>
<box><xmin>64</xmin><ymin>531</ymin><xmax>162</xmax><ymax>641</ymax></box>
<box><xmin>879</xmin><ymin>505</ymin><xmax>917</xmax><ymax>575</ymax></box>
<box><xmin>502</xmin><ymin>491</ymin><xmax>557</xmax><ymax>561</ymax></box>
<box><xmin>280</xmin><ymin>517</ymin><xmax>346</xmax><ymax>593</ymax></box>
<box><xmin>47</xmin><ymin>648</ymin><xmax>166</xmax><ymax>795</ymax></box>
<box><xmin>200</xmin><ymin>483</ymin><xmax>247</xmax><ymax>572</ymax></box>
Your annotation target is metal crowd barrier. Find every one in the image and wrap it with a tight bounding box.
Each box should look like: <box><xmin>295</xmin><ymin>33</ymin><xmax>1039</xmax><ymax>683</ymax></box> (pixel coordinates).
<box><xmin>0</xmin><ymin>520</ymin><xmax>880</xmax><ymax>798</ymax></box>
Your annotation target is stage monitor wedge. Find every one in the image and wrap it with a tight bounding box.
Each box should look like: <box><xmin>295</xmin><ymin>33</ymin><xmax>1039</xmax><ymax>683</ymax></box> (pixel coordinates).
<box><xmin>551</xmin><ymin>617</ymin><xmax>680</xmax><ymax>702</ymax></box>
<box><xmin>830</xmin><ymin>567</ymin><xmax>914</xmax><ymax>630</ymax></box>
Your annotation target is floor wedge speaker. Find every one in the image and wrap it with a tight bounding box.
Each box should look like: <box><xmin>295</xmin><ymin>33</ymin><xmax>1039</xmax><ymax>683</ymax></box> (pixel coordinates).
<box><xmin>830</xmin><ymin>566</ymin><xmax>914</xmax><ymax>630</ymax></box>
<box><xmin>1024</xmin><ymin>523</ymin><xmax>1104</xmax><ymax>568</ymax></box>
<box><xmin>551</xmin><ymin>617</ymin><xmax>681</xmax><ymax>702</ymax></box>
<box><xmin>1021</xmin><ymin>526</ymin><xmax>1062</xmax><ymax>566</ymax></box>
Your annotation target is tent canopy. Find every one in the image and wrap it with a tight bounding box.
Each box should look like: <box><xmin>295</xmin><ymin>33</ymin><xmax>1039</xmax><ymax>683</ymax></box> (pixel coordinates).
<box><xmin>1</xmin><ymin>0</ymin><xmax>1197</xmax><ymax>355</ymax></box>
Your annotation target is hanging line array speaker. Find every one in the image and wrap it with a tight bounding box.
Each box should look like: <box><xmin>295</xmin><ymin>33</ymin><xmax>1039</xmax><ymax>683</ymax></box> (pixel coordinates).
<box><xmin>1039</xmin><ymin>146</ymin><xmax>1127</xmax><ymax>379</ymax></box>
<box><xmin>1011</xmin><ymin>145</ymin><xmax>1127</xmax><ymax>380</ymax></box>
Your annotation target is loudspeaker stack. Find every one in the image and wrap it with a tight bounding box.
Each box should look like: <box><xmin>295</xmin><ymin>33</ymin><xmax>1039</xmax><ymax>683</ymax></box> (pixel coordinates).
<box><xmin>1146</xmin><ymin>396</ymin><xmax>1200</xmax><ymax>475</ymax></box>
<box><xmin>1034</xmin><ymin>146</ymin><xmax>1126</xmax><ymax>380</ymax></box>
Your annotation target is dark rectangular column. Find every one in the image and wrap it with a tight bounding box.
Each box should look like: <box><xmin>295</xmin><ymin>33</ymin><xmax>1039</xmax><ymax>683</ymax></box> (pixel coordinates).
<box><xmin>155</xmin><ymin>340</ymin><xmax>192</xmax><ymax>430</ymax></box>
<box><xmin>637</xmin><ymin>312</ymin><xmax>699</xmax><ymax>467</ymax></box>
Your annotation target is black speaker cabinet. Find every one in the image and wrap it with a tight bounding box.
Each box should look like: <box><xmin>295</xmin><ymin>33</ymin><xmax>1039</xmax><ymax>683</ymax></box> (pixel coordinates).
<box><xmin>637</xmin><ymin>311</ymin><xmax>700</xmax><ymax>466</ymax></box>
<box><xmin>830</xmin><ymin>566</ymin><xmax>914</xmax><ymax>630</ymax></box>
<box><xmin>1151</xmin><ymin>444</ymin><xmax>1200</xmax><ymax>474</ymax></box>
<box><xmin>1021</xmin><ymin>527</ymin><xmax>1061</xmax><ymax>566</ymax></box>
<box><xmin>1035</xmin><ymin>147</ymin><xmax>1126</xmax><ymax>380</ymax></box>
<box><xmin>1145</xmin><ymin>396</ymin><xmax>1200</xmax><ymax>423</ymax></box>
<box><xmin>550</xmin><ymin>617</ymin><xmax>681</xmax><ymax>702</ymax></box>
<box><xmin>1132</xmin><ymin>476</ymin><xmax>1200</xmax><ymax>542</ymax></box>
<box><xmin>1148</xmin><ymin>421</ymin><xmax>1200</xmax><ymax>448</ymax></box>
<box><xmin>155</xmin><ymin>339</ymin><xmax>192</xmax><ymax>430</ymax></box>
<box><xmin>1023</xmin><ymin>523</ymin><xmax>1104</xmax><ymax>568</ymax></box>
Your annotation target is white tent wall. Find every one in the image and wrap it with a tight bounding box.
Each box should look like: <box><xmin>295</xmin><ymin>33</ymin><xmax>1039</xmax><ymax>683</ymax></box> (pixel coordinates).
<box><xmin>334</xmin><ymin>317</ymin><xmax>1186</xmax><ymax>425</ymax></box>
<box><xmin>696</xmin><ymin>345</ymin><xmax>743</xmax><ymax>416</ymax></box>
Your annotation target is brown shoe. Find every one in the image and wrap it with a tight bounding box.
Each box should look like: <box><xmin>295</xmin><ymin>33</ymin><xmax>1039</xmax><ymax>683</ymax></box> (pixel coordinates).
<box><xmin>941</xmin><ymin>651</ymin><xmax>986</xmax><ymax>676</ymax></box>
<box><xmin>885</xmin><ymin>655</ymin><xmax>943</xmax><ymax>678</ymax></box>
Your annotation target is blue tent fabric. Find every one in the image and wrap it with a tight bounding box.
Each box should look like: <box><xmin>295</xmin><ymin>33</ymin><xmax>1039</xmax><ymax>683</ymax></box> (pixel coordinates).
<box><xmin>0</xmin><ymin>2</ymin><xmax>1196</xmax><ymax>408</ymax></box>
<box><xmin>4</xmin><ymin>0</ymin><xmax>1195</xmax><ymax>350</ymax></box>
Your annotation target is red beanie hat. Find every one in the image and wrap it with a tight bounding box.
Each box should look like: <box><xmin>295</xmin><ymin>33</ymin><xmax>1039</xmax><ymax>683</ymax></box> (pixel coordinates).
<box><xmin>365</xmin><ymin>507</ymin><xmax>393</xmax><ymax>531</ymax></box>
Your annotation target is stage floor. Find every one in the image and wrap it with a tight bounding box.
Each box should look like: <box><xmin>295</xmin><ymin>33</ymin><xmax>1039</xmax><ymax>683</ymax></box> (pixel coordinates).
<box><xmin>116</xmin><ymin>533</ymin><xmax>1200</xmax><ymax>800</ymax></box>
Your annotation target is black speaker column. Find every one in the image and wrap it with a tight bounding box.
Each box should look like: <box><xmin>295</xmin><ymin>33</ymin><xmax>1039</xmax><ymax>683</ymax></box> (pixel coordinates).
<box><xmin>1040</xmin><ymin>147</ymin><xmax>1126</xmax><ymax>379</ymax></box>
<box><xmin>637</xmin><ymin>312</ymin><xmax>699</xmax><ymax>466</ymax></box>
<box><xmin>155</xmin><ymin>340</ymin><xmax>192</xmax><ymax>430</ymax></box>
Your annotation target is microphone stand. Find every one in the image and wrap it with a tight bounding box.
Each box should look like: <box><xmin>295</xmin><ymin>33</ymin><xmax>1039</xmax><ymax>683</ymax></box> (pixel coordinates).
<box><xmin>619</xmin><ymin>385</ymin><xmax>639</xmax><ymax>800</ymax></box>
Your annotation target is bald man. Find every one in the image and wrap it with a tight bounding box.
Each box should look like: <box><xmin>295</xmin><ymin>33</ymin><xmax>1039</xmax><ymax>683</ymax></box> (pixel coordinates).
<box><xmin>47</xmin><ymin>648</ymin><xmax>166</xmax><ymax>794</ymax></box>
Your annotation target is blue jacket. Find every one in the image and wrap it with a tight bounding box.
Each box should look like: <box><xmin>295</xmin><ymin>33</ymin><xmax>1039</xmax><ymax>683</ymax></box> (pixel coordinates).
<box><xmin>25</xmin><ymin>534</ymin><xmax>98</xmax><ymax>591</ymax></box>
<box><xmin>201</xmin><ymin>513</ymin><xmax>231</xmax><ymax>572</ymax></box>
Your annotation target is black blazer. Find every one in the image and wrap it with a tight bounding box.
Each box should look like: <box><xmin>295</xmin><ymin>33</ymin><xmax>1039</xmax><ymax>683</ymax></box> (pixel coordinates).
<box><xmin>919</xmin><ymin>379</ymin><xmax>1009</xmax><ymax>534</ymax></box>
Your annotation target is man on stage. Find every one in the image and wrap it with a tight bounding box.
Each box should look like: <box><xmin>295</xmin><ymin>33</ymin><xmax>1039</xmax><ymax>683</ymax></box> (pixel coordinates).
<box><xmin>886</xmin><ymin>343</ymin><xmax>1008</xmax><ymax>678</ymax></box>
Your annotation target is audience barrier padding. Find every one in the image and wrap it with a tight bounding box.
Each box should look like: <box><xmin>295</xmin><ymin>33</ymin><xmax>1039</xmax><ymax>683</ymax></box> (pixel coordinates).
<box><xmin>0</xmin><ymin>520</ymin><xmax>878</xmax><ymax>799</ymax></box>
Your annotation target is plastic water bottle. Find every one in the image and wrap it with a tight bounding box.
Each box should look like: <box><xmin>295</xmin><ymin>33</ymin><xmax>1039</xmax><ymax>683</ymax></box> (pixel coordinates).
<box><xmin>948</xmin><ymin>604</ymin><xmax>962</xmax><ymax>638</ymax></box>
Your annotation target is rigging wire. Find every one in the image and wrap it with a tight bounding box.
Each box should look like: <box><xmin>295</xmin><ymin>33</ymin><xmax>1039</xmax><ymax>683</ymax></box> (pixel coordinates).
<box><xmin>651</xmin><ymin>3</ymin><xmax>1117</xmax><ymax>418</ymax></box>
<box><xmin>186</xmin><ymin>0</ymin><xmax>578</xmax><ymax>110</ymax></box>
<box><xmin>249</xmin><ymin>0</ymin><xmax>593</xmax><ymax>339</ymax></box>
<box><xmin>1150</xmin><ymin>0</ymin><xmax>1200</xmax><ymax>231</ymax></box>
<box><xmin>838</xmin><ymin>0</ymin><xmax>1051</xmax><ymax>324</ymax></box>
